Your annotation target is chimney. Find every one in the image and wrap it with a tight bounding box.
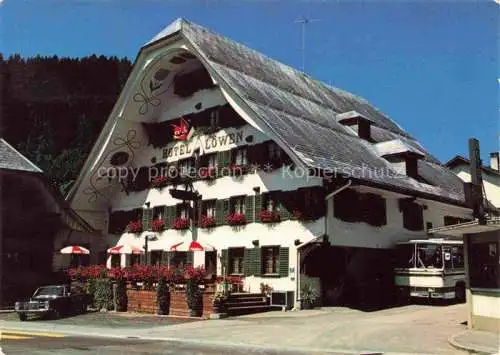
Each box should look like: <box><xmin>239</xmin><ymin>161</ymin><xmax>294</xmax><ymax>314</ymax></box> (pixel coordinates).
<box><xmin>490</xmin><ymin>152</ymin><xmax>499</xmax><ymax>171</ymax></box>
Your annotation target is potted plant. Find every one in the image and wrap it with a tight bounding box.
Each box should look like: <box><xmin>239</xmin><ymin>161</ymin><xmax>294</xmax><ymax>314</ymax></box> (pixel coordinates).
<box><xmin>151</xmin><ymin>175</ymin><xmax>169</xmax><ymax>189</ymax></box>
<box><xmin>212</xmin><ymin>289</ymin><xmax>228</xmax><ymax>314</ymax></box>
<box><xmin>156</xmin><ymin>276</ymin><xmax>170</xmax><ymax>315</ymax></box>
<box><xmin>151</xmin><ymin>218</ymin><xmax>166</xmax><ymax>232</ymax></box>
<box><xmin>185</xmin><ymin>278</ymin><xmax>203</xmax><ymax>317</ymax></box>
<box><xmin>259</xmin><ymin>210</ymin><xmax>281</xmax><ymax>223</ymax></box>
<box><xmin>225</xmin><ymin>213</ymin><xmax>246</xmax><ymax>226</ymax></box>
<box><xmin>127</xmin><ymin>220</ymin><xmax>143</xmax><ymax>233</ymax></box>
<box><xmin>300</xmin><ymin>283</ymin><xmax>318</xmax><ymax>310</ymax></box>
<box><xmin>199</xmin><ymin>167</ymin><xmax>216</xmax><ymax>180</ymax></box>
<box><xmin>199</xmin><ymin>215</ymin><xmax>216</xmax><ymax>228</ymax></box>
<box><xmin>172</xmin><ymin>217</ymin><xmax>190</xmax><ymax>230</ymax></box>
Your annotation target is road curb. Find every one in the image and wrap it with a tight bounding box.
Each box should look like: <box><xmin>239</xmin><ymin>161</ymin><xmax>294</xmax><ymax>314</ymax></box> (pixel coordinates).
<box><xmin>448</xmin><ymin>330</ymin><xmax>498</xmax><ymax>355</ymax></box>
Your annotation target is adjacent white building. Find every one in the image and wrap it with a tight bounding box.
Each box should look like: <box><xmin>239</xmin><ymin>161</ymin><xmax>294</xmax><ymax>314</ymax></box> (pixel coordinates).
<box><xmin>67</xmin><ymin>19</ymin><xmax>473</xmax><ymax>308</ymax></box>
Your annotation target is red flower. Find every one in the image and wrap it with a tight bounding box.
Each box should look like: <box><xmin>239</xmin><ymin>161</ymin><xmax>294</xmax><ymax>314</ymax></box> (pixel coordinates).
<box><xmin>183</xmin><ymin>265</ymin><xmax>207</xmax><ymax>283</ymax></box>
<box><xmin>152</xmin><ymin>218</ymin><xmax>166</xmax><ymax>232</ymax></box>
<box><xmin>225</xmin><ymin>213</ymin><xmax>246</xmax><ymax>225</ymax></box>
<box><xmin>259</xmin><ymin>209</ymin><xmax>281</xmax><ymax>223</ymax></box>
<box><xmin>127</xmin><ymin>220</ymin><xmax>143</xmax><ymax>233</ymax></box>
<box><xmin>151</xmin><ymin>175</ymin><xmax>169</xmax><ymax>189</ymax></box>
<box><xmin>172</xmin><ymin>217</ymin><xmax>190</xmax><ymax>230</ymax></box>
<box><xmin>228</xmin><ymin>163</ymin><xmax>247</xmax><ymax>176</ymax></box>
<box><xmin>199</xmin><ymin>215</ymin><xmax>216</xmax><ymax>228</ymax></box>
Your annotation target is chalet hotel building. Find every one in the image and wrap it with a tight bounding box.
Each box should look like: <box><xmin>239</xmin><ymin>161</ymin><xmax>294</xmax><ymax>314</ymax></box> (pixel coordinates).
<box><xmin>67</xmin><ymin>19</ymin><xmax>473</xmax><ymax>307</ymax></box>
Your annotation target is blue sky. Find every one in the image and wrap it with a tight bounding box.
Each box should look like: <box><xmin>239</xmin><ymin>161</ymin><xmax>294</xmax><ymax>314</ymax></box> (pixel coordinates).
<box><xmin>1</xmin><ymin>0</ymin><xmax>498</xmax><ymax>164</ymax></box>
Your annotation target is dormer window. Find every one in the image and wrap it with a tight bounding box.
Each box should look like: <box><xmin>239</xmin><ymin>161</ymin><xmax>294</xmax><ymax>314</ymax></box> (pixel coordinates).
<box><xmin>374</xmin><ymin>140</ymin><xmax>425</xmax><ymax>180</ymax></box>
<box><xmin>336</xmin><ymin>111</ymin><xmax>374</xmax><ymax>141</ymax></box>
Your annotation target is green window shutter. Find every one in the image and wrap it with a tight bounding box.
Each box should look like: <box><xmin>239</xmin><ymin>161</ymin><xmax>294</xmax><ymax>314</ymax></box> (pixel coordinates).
<box><xmin>278</xmin><ymin>191</ymin><xmax>290</xmax><ymax>221</ymax></box>
<box><xmin>186</xmin><ymin>252</ymin><xmax>194</xmax><ymax>266</ymax></box>
<box><xmin>254</xmin><ymin>193</ymin><xmax>263</xmax><ymax>221</ymax></box>
<box><xmin>215</xmin><ymin>199</ymin><xmax>224</xmax><ymax>225</ymax></box>
<box><xmin>222</xmin><ymin>199</ymin><xmax>230</xmax><ymax>221</ymax></box>
<box><xmin>217</xmin><ymin>150</ymin><xmax>232</xmax><ymax>173</ymax></box>
<box><xmin>165</xmin><ymin>206</ymin><xmax>176</xmax><ymax>229</ymax></box>
<box><xmin>142</xmin><ymin>208</ymin><xmax>152</xmax><ymax>231</ymax></box>
<box><xmin>221</xmin><ymin>249</ymin><xmax>229</xmax><ymax>276</ymax></box>
<box><xmin>279</xmin><ymin>247</ymin><xmax>289</xmax><ymax>277</ymax></box>
<box><xmin>244</xmin><ymin>195</ymin><xmax>254</xmax><ymax>223</ymax></box>
<box><xmin>244</xmin><ymin>248</ymin><xmax>261</xmax><ymax>276</ymax></box>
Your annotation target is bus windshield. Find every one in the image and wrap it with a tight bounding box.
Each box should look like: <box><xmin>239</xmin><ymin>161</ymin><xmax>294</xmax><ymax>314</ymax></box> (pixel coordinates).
<box><xmin>395</xmin><ymin>244</ymin><xmax>415</xmax><ymax>268</ymax></box>
<box><xmin>415</xmin><ymin>243</ymin><xmax>443</xmax><ymax>269</ymax></box>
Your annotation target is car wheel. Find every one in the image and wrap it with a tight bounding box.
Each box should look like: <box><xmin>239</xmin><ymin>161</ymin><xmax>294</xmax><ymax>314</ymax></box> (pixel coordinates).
<box><xmin>18</xmin><ymin>313</ymin><xmax>27</xmax><ymax>321</ymax></box>
<box><xmin>51</xmin><ymin>309</ymin><xmax>60</xmax><ymax>319</ymax></box>
<box><xmin>455</xmin><ymin>283</ymin><xmax>466</xmax><ymax>303</ymax></box>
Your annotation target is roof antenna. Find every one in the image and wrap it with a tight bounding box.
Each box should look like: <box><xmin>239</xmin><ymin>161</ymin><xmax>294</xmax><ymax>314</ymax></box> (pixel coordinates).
<box><xmin>294</xmin><ymin>16</ymin><xmax>320</xmax><ymax>72</ymax></box>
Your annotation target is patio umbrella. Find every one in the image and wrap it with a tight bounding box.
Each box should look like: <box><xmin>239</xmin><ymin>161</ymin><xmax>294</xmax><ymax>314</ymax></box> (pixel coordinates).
<box><xmin>107</xmin><ymin>245</ymin><xmax>144</xmax><ymax>254</ymax></box>
<box><xmin>170</xmin><ymin>240</ymin><xmax>215</xmax><ymax>252</ymax></box>
<box><xmin>60</xmin><ymin>246</ymin><xmax>90</xmax><ymax>255</ymax></box>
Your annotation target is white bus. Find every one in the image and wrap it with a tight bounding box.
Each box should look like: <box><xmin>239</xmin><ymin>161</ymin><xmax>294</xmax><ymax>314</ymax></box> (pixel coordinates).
<box><xmin>394</xmin><ymin>239</ymin><xmax>465</xmax><ymax>302</ymax></box>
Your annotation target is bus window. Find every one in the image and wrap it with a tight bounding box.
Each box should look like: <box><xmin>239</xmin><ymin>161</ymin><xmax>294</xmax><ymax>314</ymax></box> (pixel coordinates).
<box><xmin>395</xmin><ymin>244</ymin><xmax>415</xmax><ymax>268</ymax></box>
<box><xmin>443</xmin><ymin>247</ymin><xmax>452</xmax><ymax>270</ymax></box>
<box><xmin>416</xmin><ymin>244</ymin><xmax>443</xmax><ymax>269</ymax></box>
<box><xmin>452</xmin><ymin>246</ymin><xmax>464</xmax><ymax>269</ymax></box>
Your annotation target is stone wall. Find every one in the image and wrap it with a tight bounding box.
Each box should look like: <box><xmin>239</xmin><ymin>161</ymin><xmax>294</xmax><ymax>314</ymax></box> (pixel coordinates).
<box><xmin>126</xmin><ymin>288</ymin><xmax>215</xmax><ymax>319</ymax></box>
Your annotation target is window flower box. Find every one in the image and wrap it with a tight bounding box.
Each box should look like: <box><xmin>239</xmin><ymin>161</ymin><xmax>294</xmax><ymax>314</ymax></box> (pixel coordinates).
<box><xmin>151</xmin><ymin>175</ymin><xmax>169</xmax><ymax>189</ymax></box>
<box><xmin>199</xmin><ymin>167</ymin><xmax>216</xmax><ymax>180</ymax></box>
<box><xmin>226</xmin><ymin>213</ymin><xmax>246</xmax><ymax>226</ymax></box>
<box><xmin>151</xmin><ymin>218</ymin><xmax>166</xmax><ymax>232</ymax></box>
<box><xmin>127</xmin><ymin>220</ymin><xmax>143</xmax><ymax>233</ymax></box>
<box><xmin>259</xmin><ymin>210</ymin><xmax>281</xmax><ymax>223</ymax></box>
<box><xmin>199</xmin><ymin>215</ymin><xmax>216</xmax><ymax>228</ymax></box>
<box><xmin>172</xmin><ymin>217</ymin><xmax>190</xmax><ymax>230</ymax></box>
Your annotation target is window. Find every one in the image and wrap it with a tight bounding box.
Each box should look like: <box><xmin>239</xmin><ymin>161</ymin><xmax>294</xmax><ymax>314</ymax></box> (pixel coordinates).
<box><xmin>451</xmin><ymin>245</ymin><xmax>464</xmax><ymax>268</ymax></box>
<box><xmin>230</xmin><ymin>196</ymin><xmax>246</xmax><ymax>215</ymax></box>
<box><xmin>267</xmin><ymin>142</ymin><xmax>282</xmax><ymax>161</ymax></box>
<box><xmin>233</xmin><ymin>147</ymin><xmax>248</xmax><ymax>166</ymax></box>
<box><xmin>179</xmin><ymin>158</ymin><xmax>194</xmax><ymax>177</ymax></box>
<box><xmin>401</xmin><ymin>201</ymin><xmax>424</xmax><ymax>231</ymax></box>
<box><xmin>263</xmin><ymin>192</ymin><xmax>279</xmax><ymax>212</ymax></box>
<box><xmin>130</xmin><ymin>254</ymin><xmax>140</xmax><ymax>266</ymax></box>
<box><xmin>170</xmin><ymin>252</ymin><xmax>188</xmax><ymax>268</ymax></box>
<box><xmin>153</xmin><ymin>206</ymin><xmax>164</xmax><ymax>220</ymax></box>
<box><xmin>150</xmin><ymin>251</ymin><xmax>162</xmax><ymax>266</ymax></box>
<box><xmin>177</xmin><ymin>203</ymin><xmax>190</xmax><ymax>219</ymax></box>
<box><xmin>202</xmin><ymin>199</ymin><xmax>216</xmax><ymax>218</ymax></box>
<box><xmin>228</xmin><ymin>248</ymin><xmax>245</xmax><ymax>275</ymax></box>
<box><xmin>111</xmin><ymin>254</ymin><xmax>121</xmax><ymax>267</ymax></box>
<box><xmin>210</xmin><ymin>110</ymin><xmax>219</xmax><ymax>128</ymax></box>
<box><xmin>469</xmin><ymin>239</ymin><xmax>499</xmax><ymax>289</ymax></box>
<box><xmin>205</xmin><ymin>251</ymin><xmax>217</xmax><ymax>276</ymax></box>
<box><xmin>415</xmin><ymin>243</ymin><xmax>443</xmax><ymax>269</ymax></box>
<box><xmin>444</xmin><ymin>216</ymin><xmax>472</xmax><ymax>226</ymax></box>
<box><xmin>261</xmin><ymin>246</ymin><xmax>279</xmax><ymax>275</ymax></box>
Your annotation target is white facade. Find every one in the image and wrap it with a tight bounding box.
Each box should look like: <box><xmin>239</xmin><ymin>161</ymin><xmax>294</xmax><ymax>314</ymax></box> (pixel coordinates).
<box><xmin>449</xmin><ymin>165</ymin><xmax>500</xmax><ymax>209</ymax></box>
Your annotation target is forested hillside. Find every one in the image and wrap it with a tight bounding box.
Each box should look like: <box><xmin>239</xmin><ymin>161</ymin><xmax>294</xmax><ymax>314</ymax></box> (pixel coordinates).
<box><xmin>0</xmin><ymin>54</ymin><xmax>133</xmax><ymax>195</ymax></box>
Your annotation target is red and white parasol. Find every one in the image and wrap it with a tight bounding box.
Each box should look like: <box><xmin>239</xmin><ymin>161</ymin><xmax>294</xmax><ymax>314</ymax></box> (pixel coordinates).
<box><xmin>60</xmin><ymin>246</ymin><xmax>90</xmax><ymax>255</ymax></box>
<box><xmin>107</xmin><ymin>245</ymin><xmax>144</xmax><ymax>255</ymax></box>
<box><xmin>170</xmin><ymin>240</ymin><xmax>215</xmax><ymax>252</ymax></box>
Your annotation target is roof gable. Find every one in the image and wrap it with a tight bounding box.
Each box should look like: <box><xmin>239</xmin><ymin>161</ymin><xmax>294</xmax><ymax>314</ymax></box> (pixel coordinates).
<box><xmin>0</xmin><ymin>138</ymin><xmax>43</xmax><ymax>173</ymax></box>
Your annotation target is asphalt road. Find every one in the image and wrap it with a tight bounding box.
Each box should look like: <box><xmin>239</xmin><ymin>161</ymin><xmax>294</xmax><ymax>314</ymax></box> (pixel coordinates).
<box><xmin>0</xmin><ymin>331</ymin><xmax>331</xmax><ymax>355</ymax></box>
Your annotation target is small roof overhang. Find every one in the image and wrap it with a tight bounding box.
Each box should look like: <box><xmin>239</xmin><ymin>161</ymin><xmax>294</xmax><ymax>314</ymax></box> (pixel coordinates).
<box><xmin>429</xmin><ymin>217</ymin><xmax>500</xmax><ymax>237</ymax></box>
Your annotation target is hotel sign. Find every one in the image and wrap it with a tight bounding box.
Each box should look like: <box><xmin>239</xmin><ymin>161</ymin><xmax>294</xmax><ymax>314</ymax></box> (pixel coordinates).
<box><xmin>162</xmin><ymin>130</ymin><xmax>244</xmax><ymax>159</ymax></box>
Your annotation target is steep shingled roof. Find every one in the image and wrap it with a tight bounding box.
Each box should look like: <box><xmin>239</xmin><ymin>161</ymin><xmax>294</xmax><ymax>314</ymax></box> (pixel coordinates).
<box><xmin>0</xmin><ymin>138</ymin><xmax>43</xmax><ymax>173</ymax></box>
<box><xmin>143</xmin><ymin>18</ymin><xmax>466</xmax><ymax>204</ymax></box>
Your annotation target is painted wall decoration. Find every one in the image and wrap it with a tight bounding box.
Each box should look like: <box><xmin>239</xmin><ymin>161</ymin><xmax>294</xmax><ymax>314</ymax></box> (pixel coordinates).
<box><xmin>83</xmin><ymin>129</ymin><xmax>141</xmax><ymax>203</ymax></box>
<box><xmin>132</xmin><ymin>50</ymin><xmax>195</xmax><ymax>116</ymax></box>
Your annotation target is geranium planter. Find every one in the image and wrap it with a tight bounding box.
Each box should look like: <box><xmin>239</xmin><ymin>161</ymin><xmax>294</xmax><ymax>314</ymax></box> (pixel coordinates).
<box><xmin>172</xmin><ymin>217</ymin><xmax>190</xmax><ymax>230</ymax></box>
<box><xmin>199</xmin><ymin>167</ymin><xmax>216</xmax><ymax>180</ymax></box>
<box><xmin>127</xmin><ymin>220</ymin><xmax>143</xmax><ymax>233</ymax></box>
<box><xmin>199</xmin><ymin>215</ymin><xmax>216</xmax><ymax>228</ymax></box>
<box><xmin>259</xmin><ymin>210</ymin><xmax>281</xmax><ymax>223</ymax></box>
<box><xmin>151</xmin><ymin>219</ymin><xmax>166</xmax><ymax>232</ymax></box>
<box><xmin>226</xmin><ymin>213</ymin><xmax>246</xmax><ymax>226</ymax></box>
<box><xmin>151</xmin><ymin>176</ymin><xmax>169</xmax><ymax>189</ymax></box>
